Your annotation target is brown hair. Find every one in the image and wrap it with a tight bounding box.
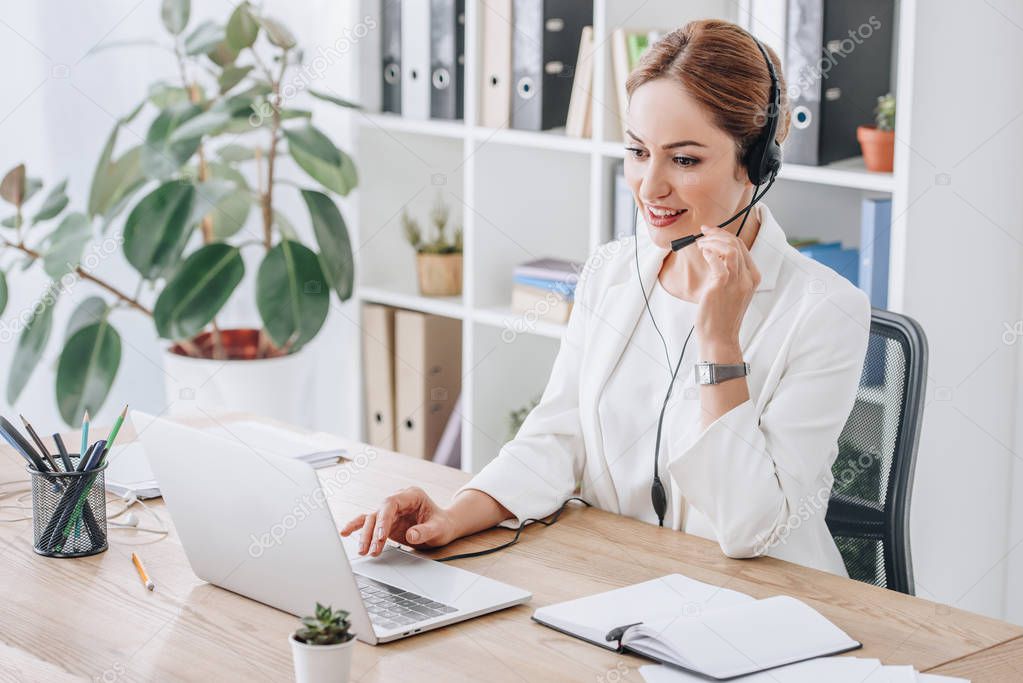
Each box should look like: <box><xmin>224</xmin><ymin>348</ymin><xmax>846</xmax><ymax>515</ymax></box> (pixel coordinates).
<box><xmin>625</xmin><ymin>19</ymin><xmax>790</xmax><ymax>172</ymax></box>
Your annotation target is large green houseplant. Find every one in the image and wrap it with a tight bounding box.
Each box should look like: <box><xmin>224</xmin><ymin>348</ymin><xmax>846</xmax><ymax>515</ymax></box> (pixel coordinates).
<box><xmin>0</xmin><ymin>0</ymin><xmax>358</xmax><ymax>425</ymax></box>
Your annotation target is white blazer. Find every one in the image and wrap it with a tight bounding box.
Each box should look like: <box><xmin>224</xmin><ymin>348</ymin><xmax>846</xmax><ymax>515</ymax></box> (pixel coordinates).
<box><xmin>458</xmin><ymin>205</ymin><xmax>871</xmax><ymax>575</ymax></box>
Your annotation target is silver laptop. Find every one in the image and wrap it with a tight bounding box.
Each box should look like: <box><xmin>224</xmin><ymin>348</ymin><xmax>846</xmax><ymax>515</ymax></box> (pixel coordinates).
<box><xmin>132</xmin><ymin>411</ymin><xmax>531</xmax><ymax>644</ymax></box>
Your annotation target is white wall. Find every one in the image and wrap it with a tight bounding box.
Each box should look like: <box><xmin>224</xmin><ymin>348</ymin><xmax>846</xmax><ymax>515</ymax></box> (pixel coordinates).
<box><xmin>0</xmin><ymin>1</ymin><xmax>362</xmax><ymax>435</ymax></box>
<box><xmin>892</xmin><ymin>0</ymin><xmax>1023</xmax><ymax>621</ymax></box>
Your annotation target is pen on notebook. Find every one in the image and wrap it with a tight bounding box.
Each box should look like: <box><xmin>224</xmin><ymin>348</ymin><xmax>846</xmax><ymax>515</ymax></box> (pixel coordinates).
<box><xmin>132</xmin><ymin>552</ymin><xmax>155</xmax><ymax>591</ymax></box>
<box><xmin>80</xmin><ymin>411</ymin><xmax>90</xmax><ymax>467</ymax></box>
<box><xmin>20</xmin><ymin>415</ymin><xmax>59</xmax><ymax>473</ymax></box>
<box><xmin>52</xmin><ymin>433</ymin><xmax>73</xmax><ymax>473</ymax></box>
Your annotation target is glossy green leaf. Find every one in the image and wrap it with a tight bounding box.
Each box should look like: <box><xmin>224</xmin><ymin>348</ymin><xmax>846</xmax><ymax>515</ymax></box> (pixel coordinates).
<box><xmin>1</xmin><ymin>164</ymin><xmax>26</xmax><ymax>206</ymax></box>
<box><xmin>204</xmin><ymin>163</ymin><xmax>251</xmax><ymax>239</ymax></box>
<box><xmin>88</xmin><ymin>102</ymin><xmax>146</xmax><ymax>218</ymax></box>
<box><xmin>141</xmin><ymin>103</ymin><xmax>203</xmax><ymax>179</ymax></box>
<box><xmin>0</xmin><ymin>271</ymin><xmax>6</xmax><ymax>317</ymax></box>
<box><xmin>154</xmin><ymin>243</ymin><xmax>244</xmax><ymax>340</ymax></box>
<box><xmin>31</xmin><ymin>179</ymin><xmax>69</xmax><ymax>224</ymax></box>
<box><xmin>7</xmin><ymin>293</ymin><xmax>55</xmax><ymax>404</ymax></box>
<box><xmin>284</xmin><ymin>125</ymin><xmax>358</xmax><ymax>196</ymax></box>
<box><xmin>184</xmin><ymin>20</ymin><xmax>224</xmax><ymax>56</ymax></box>
<box><xmin>207</xmin><ymin>40</ymin><xmax>238</xmax><ymax>67</ymax></box>
<box><xmin>24</xmin><ymin>177</ymin><xmax>43</xmax><ymax>202</ymax></box>
<box><xmin>148</xmin><ymin>81</ymin><xmax>190</xmax><ymax>108</ymax></box>
<box><xmin>42</xmin><ymin>212</ymin><xmax>91</xmax><ymax>279</ymax></box>
<box><xmin>256</xmin><ymin>239</ymin><xmax>329</xmax><ymax>350</ymax></box>
<box><xmin>168</xmin><ymin>109</ymin><xmax>231</xmax><ymax>143</ymax></box>
<box><xmin>160</xmin><ymin>0</ymin><xmax>190</xmax><ymax>35</ymax></box>
<box><xmin>123</xmin><ymin>181</ymin><xmax>196</xmax><ymax>279</ymax></box>
<box><xmin>301</xmin><ymin>189</ymin><xmax>354</xmax><ymax>301</ymax></box>
<box><xmin>308</xmin><ymin>89</ymin><xmax>362</xmax><ymax>110</ymax></box>
<box><xmin>256</xmin><ymin>15</ymin><xmax>296</xmax><ymax>49</ymax></box>
<box><xmin>227</xmin><ymin>2</ymin><xmax>259</xmax><ymax>50</ymax></box>
<box><xmin>1</xmin><ymin>215</ymin><xmax>20</xmax><ymax>229</ymax></box>
<box><xmin>56</xmin><ymin>319</ymin><xmax>122</xmax><ymax>426</ymax></box>
<box><xmin>218</xmin><ymin>64</ymin><xmax>253</xmax><ymax>94</ymax></box>
<box><xmin>65</xmin><ymin>296</ymin><xmax>108</xmax><ymax>342</ymax></box>
<box><xmin>216</xmin><ymin>143</ymin><xmax>257</xmax><ymax>162</ymax></box>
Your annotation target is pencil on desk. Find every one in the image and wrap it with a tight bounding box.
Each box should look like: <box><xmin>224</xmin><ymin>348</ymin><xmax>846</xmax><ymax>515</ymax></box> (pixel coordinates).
<box><xmin>20</xmin><ymin>415</ymin><xmax>59</xmax><ymax>473</ymax></box>
<box><xmin>132</xmin><ymin>552</ymin><xmax>155</xmax><ymax>591</ymax></box>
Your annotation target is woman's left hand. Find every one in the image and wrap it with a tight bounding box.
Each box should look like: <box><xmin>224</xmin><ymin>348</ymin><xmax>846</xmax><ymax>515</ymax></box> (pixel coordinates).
<box><xmin>694</xmin><ymin>224</ymin><xmax>761</xmax><ymax>347</ymax></box>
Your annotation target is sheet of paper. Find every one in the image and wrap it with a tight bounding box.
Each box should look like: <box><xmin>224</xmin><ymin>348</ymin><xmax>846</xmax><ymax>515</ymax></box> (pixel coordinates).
<box><xmin>532</xmin><ymin>574</ymin><xmax>753</xmax><ymax>648</ymax></box>
<box><xmin>917</xmin><ymin>676</ymin><xmax>970</xmax><ymax>683</ymax></box>
<box><xmin>640</xmin><ymin>657</ymin><xmax>917</xmax><ymax>682</ymax></box>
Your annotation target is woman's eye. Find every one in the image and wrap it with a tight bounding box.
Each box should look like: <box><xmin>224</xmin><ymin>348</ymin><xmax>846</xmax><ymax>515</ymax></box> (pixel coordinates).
<box><xmin>625</xmin><ymin>147</ymin><xmax>647</xmax><ymax>159</ymax></box>
<box><xmin>674</xmin><ymin>156</ymin><xmax>698</xmax><ymax>167</ymax></box>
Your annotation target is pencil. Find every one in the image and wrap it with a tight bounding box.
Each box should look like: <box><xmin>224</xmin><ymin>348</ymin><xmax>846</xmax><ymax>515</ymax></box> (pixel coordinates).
<box><xmin>131</xmin><ymin>552</ymin><xmax>155</xmax><ymax>591</ymax></box>
<box><xmin>80</xmin><ymin>410</ymin><xmax>90</xmax><ymax>466</ymax></box>
<box><xmin>99</xmin><ymin>405</ymin><xmax>127</xmax><ymax>467</ymax></box>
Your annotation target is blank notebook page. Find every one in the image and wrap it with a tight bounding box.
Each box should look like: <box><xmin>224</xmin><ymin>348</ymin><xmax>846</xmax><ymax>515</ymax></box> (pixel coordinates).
<box><xmin>626</xmin><ymin>595</ymin><xmax>860</xmax><ymax>678</ymax></box>
<box><xmin>532</xmin><ymin>574</ymin><xmax>753</xmax><ymax>648</ymax></box>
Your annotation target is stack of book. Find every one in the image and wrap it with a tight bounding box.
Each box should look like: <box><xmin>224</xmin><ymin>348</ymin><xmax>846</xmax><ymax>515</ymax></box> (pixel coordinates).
<box><xmin>511</xmin><ymin>257</ymin><xmax>582</xmax><ymax>324</ymax></box>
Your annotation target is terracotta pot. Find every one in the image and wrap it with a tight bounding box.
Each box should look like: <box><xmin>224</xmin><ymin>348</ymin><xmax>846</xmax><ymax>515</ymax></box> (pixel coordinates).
<box><xmin>162</xmin><ymin>329</ymin><xmax>315</xmax><ymax>426</ymax></box>
<box><xmin>857</xmin><ymin>125</ymin><xmax>895</xmax><ymax>173</ymax></box>
<box><xmin>416</xmin><ymin>253</ymin><xmax>462</xmax><ymax>296</ymax></box>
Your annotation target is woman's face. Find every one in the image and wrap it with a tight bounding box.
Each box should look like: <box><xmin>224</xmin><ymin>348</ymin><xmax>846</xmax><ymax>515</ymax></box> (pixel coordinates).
<box><xmin>624</xmin><ymin>78</ymin><xmax>753</xmax><ymax>249</ymax></box>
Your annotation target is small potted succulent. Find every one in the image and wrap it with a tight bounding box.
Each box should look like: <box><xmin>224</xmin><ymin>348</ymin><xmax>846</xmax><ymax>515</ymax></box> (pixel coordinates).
<box><xmin>857</xmin><ymin>93</ymin><xmax>895</xmax><ymax>172</ymax></box>
<box><xmin>290</xmin><ymin>602</ymin><xmax>357</xmax><ymax>683</ymax></box>
<box><xmin>403</xmin><ymin>192</ymin><xmax>462</xmax><ymax>297</ymax></box>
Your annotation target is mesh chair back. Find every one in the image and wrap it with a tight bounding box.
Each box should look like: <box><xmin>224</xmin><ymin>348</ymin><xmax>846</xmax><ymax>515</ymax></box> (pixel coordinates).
<box><xmin>827</xmin><ymin>308</ymin><xmax>928</xmax><ymax>594</ymax></box>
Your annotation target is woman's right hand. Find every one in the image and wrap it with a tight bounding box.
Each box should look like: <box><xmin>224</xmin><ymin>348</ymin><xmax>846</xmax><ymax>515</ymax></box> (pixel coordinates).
<box><xmin>340</xmin><ymin>486</ymin><xmax>458</xmax><ymax>557</ymax></box>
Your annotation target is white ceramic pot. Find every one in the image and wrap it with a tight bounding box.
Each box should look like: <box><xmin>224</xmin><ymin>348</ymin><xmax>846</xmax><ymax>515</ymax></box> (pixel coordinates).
<box><xmin>290</xmin><ymin>634</ymin><xmax>355</xmax><ymax>683</ymax></box>
<box><xmin>162</xmin><ymin>344</ymin><xmax>315</xmax><ymax>427</ymax></box>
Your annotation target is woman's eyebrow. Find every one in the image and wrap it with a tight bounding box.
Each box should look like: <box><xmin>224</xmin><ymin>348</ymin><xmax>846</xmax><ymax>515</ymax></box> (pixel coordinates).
<box><xmin>625</xmin><ymin>130</ymin><xmax>706</xmax><ymax>149</ymax></box>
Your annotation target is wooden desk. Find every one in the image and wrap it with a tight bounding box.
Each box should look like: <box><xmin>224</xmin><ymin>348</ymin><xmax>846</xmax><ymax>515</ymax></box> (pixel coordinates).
<box><xmin>923</xmin><ymin>636</ymin><xmax>1023</xmax><ymax>681</ymax></box>
<box><xmin>1</xmin><ymin>415</ymin><xmax>1020</xmax><ymax>682</ymax></box>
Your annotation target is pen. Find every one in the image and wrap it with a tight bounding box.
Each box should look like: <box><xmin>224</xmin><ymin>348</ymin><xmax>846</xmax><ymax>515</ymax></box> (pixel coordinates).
<box><xmin>20</xmin><ymin>415</ymin><xmax>59</xmax><ymax>473</ymax></box>
<box><xmin>132</xmin><ymin>552</ymin><xmax>155</xmax><ymax>591</ymax></box>
<box><xmin>0</xmin><ymin>416</ymin><xmax>50</xmax><ymax>473</ymax></box>
<box><xmin>52</xmin><ymin>433</ymin><xmax>73</xmax><ymax>473</ymax></box>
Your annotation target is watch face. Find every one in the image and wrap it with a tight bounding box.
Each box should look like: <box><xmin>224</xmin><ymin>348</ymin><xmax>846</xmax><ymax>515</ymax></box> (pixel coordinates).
<box><xmin>698</xmin><ymin>366</ymin><xmax>712</xmax><ymax>383</ymax></box>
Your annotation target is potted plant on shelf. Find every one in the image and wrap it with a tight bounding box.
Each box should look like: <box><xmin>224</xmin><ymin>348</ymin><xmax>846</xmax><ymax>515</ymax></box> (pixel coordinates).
<box><xmin>0</xmin><ymin>0</ymin><xmax>359</xmax><ymax>426</ymax></box>
<box><xmin>290</xmin><ymin>602</ymin><xmax>357</xmax><ymax>683</ymax></box>
<box><xmin>857</xmin><ymin>93</ymin><xmax>895</xmax><ymax>173</ymax></box>
<box><xmin>402</xmin><ymin>192</ymin><xmax>463</xmax><ymax>297</ymax></box>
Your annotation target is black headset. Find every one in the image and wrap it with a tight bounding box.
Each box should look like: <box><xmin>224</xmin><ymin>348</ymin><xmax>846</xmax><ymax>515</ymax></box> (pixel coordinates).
<box><xmin>643</xmin><ymin>31</ymin><xmax>783</xmax><ymax>527</ymax></box>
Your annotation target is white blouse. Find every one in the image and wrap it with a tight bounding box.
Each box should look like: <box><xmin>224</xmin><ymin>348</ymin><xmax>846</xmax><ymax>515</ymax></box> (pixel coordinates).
<box><xmin>598</xmin><ymin>278</ymin><xmax>700</xmax><ymax>529</ymax></box>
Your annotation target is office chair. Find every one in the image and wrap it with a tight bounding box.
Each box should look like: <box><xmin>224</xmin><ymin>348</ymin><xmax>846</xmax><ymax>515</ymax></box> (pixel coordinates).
<box><xmin>826</xmin><ymin>308</ymin><xmax>928</xmax><ymax>595</ymax></box>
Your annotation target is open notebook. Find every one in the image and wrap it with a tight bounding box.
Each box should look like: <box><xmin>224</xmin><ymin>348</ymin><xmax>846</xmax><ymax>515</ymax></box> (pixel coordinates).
<box><xmin>532</xmin><ymin>574</ymin><xmax>861</xmax><ymax>680</ymax></box>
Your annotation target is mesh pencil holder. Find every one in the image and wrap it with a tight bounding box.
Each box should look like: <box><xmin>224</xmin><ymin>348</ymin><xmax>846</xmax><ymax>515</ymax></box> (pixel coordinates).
<box><xmin>29</xmin><ymin>455</ymin><xmax>108</xmax><ymax>558</ymax></box>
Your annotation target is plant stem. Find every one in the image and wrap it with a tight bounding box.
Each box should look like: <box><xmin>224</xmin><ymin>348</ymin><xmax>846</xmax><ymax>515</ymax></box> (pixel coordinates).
<box><xmin>260</xmin><ymin>52</ymin><xmax>288</xmax><ymax>252</ymax></box>
<box><xmin>1</xmin><ymin>238</ymin><xmax>153</xmax><ymax>316</ymax></box>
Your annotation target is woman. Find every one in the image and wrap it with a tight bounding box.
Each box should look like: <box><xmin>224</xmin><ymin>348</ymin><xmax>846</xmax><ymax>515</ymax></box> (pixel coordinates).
<box><xmin>342</xmin><ymin>19</ymin><xmax>871</xmax><ymax>575</ymax></box>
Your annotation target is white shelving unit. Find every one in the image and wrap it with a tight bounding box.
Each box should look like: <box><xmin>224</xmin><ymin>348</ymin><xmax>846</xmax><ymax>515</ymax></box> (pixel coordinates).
<box><xmin>347</xmin><ymin>0</ymin><xmax>901</xmax><ymax>475</ymax></box>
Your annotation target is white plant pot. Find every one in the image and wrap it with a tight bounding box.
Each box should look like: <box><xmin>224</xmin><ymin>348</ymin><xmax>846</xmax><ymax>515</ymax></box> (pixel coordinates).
<box><xmin>290</xmin><ymin>634</ymin><xmax>355</xmax><ymax>683</ymax></box>
<box><xmin>162</xmin><ymin>345</ymin><xmax>315</xmax><ymax>427</ymax></box>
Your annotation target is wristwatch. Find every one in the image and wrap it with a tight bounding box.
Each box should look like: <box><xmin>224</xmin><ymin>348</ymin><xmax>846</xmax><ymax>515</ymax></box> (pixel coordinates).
<box><xmin>694</xmin><ymin>361</ymin><xmax>750</xmax><ymax>385</ymax></box>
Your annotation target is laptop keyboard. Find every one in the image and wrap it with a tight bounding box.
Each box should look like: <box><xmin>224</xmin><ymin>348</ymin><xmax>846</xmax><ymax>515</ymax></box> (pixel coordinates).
<box><xmin>355</xmin><ymin>574</ymin><xmax>458</xmax><ymax>630</ymax></box>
